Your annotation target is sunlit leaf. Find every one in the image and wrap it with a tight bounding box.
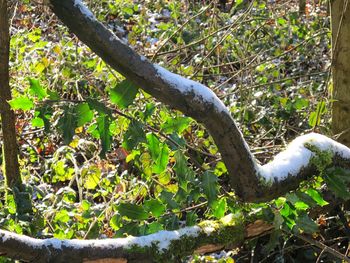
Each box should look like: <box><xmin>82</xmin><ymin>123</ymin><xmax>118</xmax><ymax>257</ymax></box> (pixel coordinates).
<box><xmin>118</xmin><ymin>203</ymin><xmax>148</xmax><ymax>220</ymax></box>
<box><xmin>8</xmin><ymin>97</ymin><xmax>34</xmax><ymax>111</ymax></box>
<box><xmin>28</xmin><ymin>78</ymin><xmax>47</xmax><ymax>100</ymax></box>
<box><xmin>153</xmin><ymin>144</ymin><xmax>170</xmax><ymax>174</ymax></box>
<box><xmin>201</xmin><ymin>171</ymin><xmax>218</xmax><ymax>204</ymax></box>
<box><xmin>144</xmin><ymin>199</ymin><xmax>166</xmax><ymax>218</ymax></box>
<box><xmin>75</xmin><ymin>103</ymin><xmax>93</xmax><ymax>127</ymax></box>
<box><xmin>146</xmin><ymin>133</ymin><xmax>160</xmax><ymax>161</ymax></box>
<box><xmin>109</xmin><ymin>80</ymin><xmax>138</xmax><ymax>108</ymax></box>
<box><xmin>161</xmin><ymin>116</ymin><xmax>191</xmax><ymax>134</ymax></box>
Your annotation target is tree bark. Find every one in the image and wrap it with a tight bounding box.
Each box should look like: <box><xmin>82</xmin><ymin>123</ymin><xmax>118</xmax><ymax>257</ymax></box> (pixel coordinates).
<box><xmin>0</xmin><ymin>0</ymin><xmax>21</xmax><ymax>188</ymax></box>
<box><xmin>47</xmin><ymin>0</ymin><xmax>350</xmax><ymax>202</ymax></box>
<box><xmin>331</xmin><ymin>0</ymin><xmax>350</xmax><ymax>146</ymax></box>
<box><xmin>48</xmin><ymin>0</ymin><xmax>261</xmax><ymax>201</ymax></box>
<box><xmin>0</xmin><ymin>215</ymin><xmax>272</xmax><ymax>263</ymax></box>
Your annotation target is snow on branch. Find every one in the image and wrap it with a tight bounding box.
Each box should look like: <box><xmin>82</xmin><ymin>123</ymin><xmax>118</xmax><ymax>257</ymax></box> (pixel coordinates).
<box><xmin>48</xmin><ymin>0</ymin><xmax>350</xmax><ymax>202</ymax></box>
<box><xmin>259</xmin><ymin>133</ymin><xmax>350</xmax><ymax>182</ymax></box>
<box><xmin>0</xmin><ymin>214</ymin><xmax>254</xmax><ymax>262</ymax></box>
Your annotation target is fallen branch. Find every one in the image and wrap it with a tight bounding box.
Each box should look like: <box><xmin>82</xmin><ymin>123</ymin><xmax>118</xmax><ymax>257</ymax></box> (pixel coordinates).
<box><xmin>0</xmin><ymin>214</ymin><xmax>274</xmax><ymax>263</ymax></box>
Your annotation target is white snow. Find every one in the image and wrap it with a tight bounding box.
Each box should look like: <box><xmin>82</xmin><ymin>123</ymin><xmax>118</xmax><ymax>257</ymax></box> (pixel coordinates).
<box><xmin>258</xmin><ymin>133</ymin><xmax>350</xmax><ymax>182</ymax></box>
<box><xmin>0</xmin><ymin>226</ymin><xmax>201</xmax><ymax>253</ymax></box>
<box><xmin>62</xmin><ymin>226</ymin><xmax>200</xmax><ymax>251</ymax></box>
<box><xmin>202</xmin><ymin>225</ymin><xmax>216</xmax><ymax>235</ymax></box>
<box><xmin>154</xmin><ymin>65</ymin><xmax>229</xmax><ymax>114</ymax></box>
<box><xmin>74</xmin><ymin>0</ymin><xmax>95</xmax><ymax>20</ymax></box>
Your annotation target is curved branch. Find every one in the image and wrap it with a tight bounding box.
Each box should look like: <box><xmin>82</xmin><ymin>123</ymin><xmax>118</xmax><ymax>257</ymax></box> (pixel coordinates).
<box><xmin>46</xmin><ymin>0</ymin><xmax>350</xmax><ymax>201</ymax></box>
<box><xmin>0</xmin><ymin>214</ymin><xmax>266</xmax><ymax>263</ymax></box>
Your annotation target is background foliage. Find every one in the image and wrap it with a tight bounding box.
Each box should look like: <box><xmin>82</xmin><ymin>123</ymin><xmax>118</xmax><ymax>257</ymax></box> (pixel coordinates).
<box><xmin>2</xmin><ymin>0</ymin><xmax>346</xmax><ymax>262</ymax></box>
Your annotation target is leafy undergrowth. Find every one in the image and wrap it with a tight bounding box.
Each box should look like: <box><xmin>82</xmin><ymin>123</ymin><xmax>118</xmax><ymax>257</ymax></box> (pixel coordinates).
<box><xmin>1</xmin><ymin>0</ymin><xmax>349</xmax><ymax>262</ymax></box>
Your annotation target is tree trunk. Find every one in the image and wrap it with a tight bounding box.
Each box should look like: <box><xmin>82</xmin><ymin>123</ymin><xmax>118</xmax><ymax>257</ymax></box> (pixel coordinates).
<box><xmin>0</xmin><ymin>0</ymin><xmax>21</xmax><ymax>189</ymax></box>
<box><xmin>331</xmin><ymin>0</ymin><xmax>350</xmax><ymax>146</ymax></box>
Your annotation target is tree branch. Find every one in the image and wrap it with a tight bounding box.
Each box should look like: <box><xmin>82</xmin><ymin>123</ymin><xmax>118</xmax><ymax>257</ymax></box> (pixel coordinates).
<box><xmin>46</xmin><ymin>0</ymin><xmax>350</xmax><ymax>202</ymax></box>
<box><xmin>0</xmin><ymin>214</ymin><xmax>272</xmax><ymax>263</ymax></box>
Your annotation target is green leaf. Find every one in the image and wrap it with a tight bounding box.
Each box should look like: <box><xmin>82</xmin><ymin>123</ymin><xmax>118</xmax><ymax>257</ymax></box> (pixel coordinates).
<box><xmin>109</xmin><ymin>80</ymin><xmax>138</xmax><ymax>108</ymax></box>
<box><xmin>81</xmin><ymin>200</ymin><xmax>91</xmax><ymax>211</ymax></box>
<box><xmin>75</xmin><ymin>103</ymin><xmax>93</xmax><ymax>127</ymax></box>
<box><xmin>146</xmin><ymin>222</ymin><xmax>163</xmax><ymax>234</ymax></box>
<box><xmin>308</xmin><ymin>101</ymin><xmax>326</xmax><ymax>128</ymax></box>
<box><xmin>153</xmin><ymin>144</ymin><xmax>170</xmax><ymax>174</ymax></box>
<box><xmin>325</xmin><ymin>169</ymin><xmax>350</xmax><ymax>200</ymax></box>
<box><xmin>35</xmin><ymin>105</ymin><xmax>53</xmax><ymax>132</ymax></box>
<box><xmin>96</xmin><ymin>115</ymin><xmax>112</xmax><ymax>158</ymax></box>
<box><xmin>161</xmin><ymin>116</ymin><xmax>191</xmax><ymax>134</ymax></box>
<box><xmin>186</xmin><ymin>211</ymin><xmax>198</xmax><ymax>226</ymax></box>
<box><xmin>87</xmin><ymin>98</ymin><xmax>112</xmax><ymax>116</ymax></box>
<box><xmin>28</xmin><ymin>78</ymin><xmax>47</xmax><ymax>100</ymax></box>
<box><xmin>8</xmin><ymin>96</ymin><xmax>34</xmax><ymax>111</ymax></box>
<box><xmin>174</xmin><ymin>150</ymin><xmax>194</xmax><ymax>190</ymax></box>
<box><xmin>82</xmin><ymin>166</ymin><xmax>101</xmax><ymax>190</ymax></box>
<box><xmin>146</xmin><ymin>133</ymin><xmax>160</xmax><ymax>161</ymax></box>
<box><xmin>118</xmin><ymin>203</ymin><xmax>148</xmax><ymax>220</ymax></box>
<box><xmin>110</xmin><ymin>214</ymin><xmax>122</xmax><ymax>231</ymax></box>
<box><xmin>144</xmin><ymin>199</ymin><xmax>166</xmax><ymax>218</ymax></box>
<box><xmin>295</xmin><ymin>213</ymin><xmax>319</xmax><ymax>234</ymax></box>
<box><xmin>122</xmin><ymin>121</ymin><xmax>146</xmax><ymax>151</ymax></box>
<box><xmin>212</xmin><ymin>198</ymin><xmax>227</xmax><ymax>219</ymax></box>
<box><xmin>305</xmin><ymin>189</ymin><xmax>328</xmax><ymax>206</ymax></box>
<box><xmin>159</xmin><ymin>191</ymin><xmax>179</xmax><ymax>209</ymax></box>
<box><xmin>54</xmin><ymin>209</ymin><xmax>70</xmax><ymax>223</ymax></box>
<box><xmin>57</xmin><ymin>105</ymin><xmax>77</xmax><ymax>144</ymax></box>
<box><xmin>201</xmin><ymin>171</ymin><xmax>218</xmax><ymax>204</ymax></box>
<box><xmin>31</xmin><ymin>117</ymin><xmax>44</xmax><ymax>127</ymax></box>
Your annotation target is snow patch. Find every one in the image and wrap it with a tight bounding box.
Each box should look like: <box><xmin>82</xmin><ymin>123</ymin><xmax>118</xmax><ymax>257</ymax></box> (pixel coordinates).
<box><xmin>47</xmin><ymin>226</ymin><xmax>199</xmax><ymax>252</ymax></box>
<box><xmin>74</xmin><ymin>0</ymin><xmax>95</xmax><ymax>20</ymax></box>
<box><xmin>202</xmin><ymin>226</ymin><xmax>216</xmax><ymax>235</ymax></box>
<box><xmin>258</xmin><ymin>133</ymin><xmax>350</xmax><ymax>181</ymax></box>
<box><xmin>154</xmin><ymin>65</ymin><xmax>229</xmax><ymax>114</ymax></box>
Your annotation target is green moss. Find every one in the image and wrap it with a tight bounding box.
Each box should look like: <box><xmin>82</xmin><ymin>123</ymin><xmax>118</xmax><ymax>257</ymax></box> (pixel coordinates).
<box><xmin>306</xmin><ymin>143</ymin><xmax>333</xmax><ymax>174</ymax></box>
<box><xmin>125</xmin><ymin>214</ymin><xmax>246</xmax><ymax>262</ymax></box>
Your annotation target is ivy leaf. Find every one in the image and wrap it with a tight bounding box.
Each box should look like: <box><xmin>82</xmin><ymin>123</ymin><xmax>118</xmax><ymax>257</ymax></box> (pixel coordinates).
<box><xmin>186</xmin><ymin>211</ymin><xmax>198</xmax><ymax>226</ymax></box>
<box><xmin>159</xmin><ymin>191</ymin><xmax>179</xmax><ymax>209</ymax></box>
<box><xmin>153</xmin><ymin>144</ymin><xmax>170</xmax><ymax>174</ymax></box>
<box><xmin>28</xmin><ymin>78</ymin><xmax>47</xmax><ymax>100</ymax></box>
<box><xmin>324</xmin><ymin>169</ymin><xmax>350</xmax><ymax>200</ymax></box>
<box><xmin>82</xmin><ymin>166</ymin><xmax>101</xmax><ymax>190</ymax></box>
<box><xmin>57</xmin><ymin>105</ymin><xmax>77</xmax><ymax>144</ymax></box>
<box><xmin>146</xmin><ymin>133</ymin><xmax>160</xmax><ymax>161</ymax></box>
<box><xmin>174</xmin><ymin>150</ymin><xmax>194</xmax><ymax>190</ymax></box>
<box><xmin>305</xmin><ymin>189</ymin><xmax>328</xmax><ymax>206</ymax></box>
<box><xmin>109</xmin><ymin>80</ymin><xmax>138</xmax><ymax>108</ymax></box>
<box><xmin>118</xmin><ymin>203</ymin><xmax>148</xmax><ymax>220</ymax></box>
<box><xmin>161</xmin><ymin>116</ymin><xmax>191</xmax><ymax>134</ymax></box>
<box><xmin>122</xmin><ymin>121</ymin><xmax>146</xmax><ymax>151</ymax></box>
<box><xmin>87</xmin><ymin>98</ymin><xmax>112</xmax><ymax>116</ymax></box>
<box><xmin>144</xmin><ymin>199</ymin><xmax>166</xmax><ymax>218</ymax></box>
<box><xmin>295</xmin><ymin>213</ymin><xmax>319</xmax><ymax>234</ymax></box>
<box><xmin>75</xmin><ymin>103</ymin><xmax>93</xmax><ymax>127</ymax></box>
<box><xmin>96</xmin><ymin>115</ymin><xmax>111</xmax><ymax>158</ymax></box>
<box><xmin>54</xmin><ymin>209</ymin><xmax>70</xmax><ymax>223</ymax></box>
<box><xmin>35</xmin><ymin>105</ymin><xmax>53</xmax><ymax>132</ymax></box>
<box><xmin>211</xmin><ymin>198</ymin><xmax>227</xmax><ymax>219</ymax></box>
<box><xmin>146</xmin><ymin>222</ymin><xmax>163</xmax><ymax>234</ymax></box>
<box><xmin>201</xmin><ymin>171</ymin><xmax>218</xmax><ymax>204</ymax></box>
<box><xmin>8</xmin><ymin>96</ymin><xmax>34</xmax><ymax>111</ymax></box>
